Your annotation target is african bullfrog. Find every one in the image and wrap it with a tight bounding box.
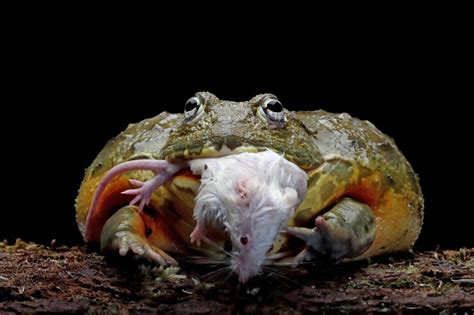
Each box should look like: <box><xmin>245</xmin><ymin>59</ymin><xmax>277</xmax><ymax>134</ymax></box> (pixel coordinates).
<box><xmin>76</xmin><ymin>92</ymin><xmax>423</xmax><ymax>283</ymax></box>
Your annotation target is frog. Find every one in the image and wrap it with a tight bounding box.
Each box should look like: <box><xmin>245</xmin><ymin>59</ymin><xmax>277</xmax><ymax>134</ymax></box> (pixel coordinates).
<box><xmin>75</xmin><ymin>92</ymin><xmax>424</xmax><ymax>283</ymax></box>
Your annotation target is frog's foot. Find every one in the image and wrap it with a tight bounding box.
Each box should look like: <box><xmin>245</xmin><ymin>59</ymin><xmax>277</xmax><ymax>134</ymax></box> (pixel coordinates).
<box><xmin>100</xmin><ymin>205</ymin><xmax>178</xmax><ymax>266</ymax></box>
<box><xmin>86</xmin><ymin>159</ymin><xmax>186</xmax><ymax>240</ymax></box>
<box><xmin>287</xmin><ymin>197</ymin><xmax>376</xmax><ymax>262</ymax></box>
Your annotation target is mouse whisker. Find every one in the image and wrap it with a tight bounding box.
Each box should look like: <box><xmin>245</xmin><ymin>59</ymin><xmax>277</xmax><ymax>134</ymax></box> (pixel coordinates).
<box><xmin>215</xmin><ymin>268</ymin><xmax>237</xmax><ymax>293</ymax></box>
<box><xmin>181</xmin><ymin>245</ymin><xmax>229</xmax><ymax>259</ymax></box>
<box><xmin>216</xmin><ymin>268</ymin><xmax>234</xmax><ymax>287</ymax></box>
<box><xmin>201</xmin><ymin>237</ymin><xmax>235</xmax><ymax>259</ymax></box>
<box><xmin>198</xmin><ymin>267</ymin><xmax>235</xmax><ymax>295</ymax></box>
<box><xmin>266</xmin><ymin>247</ymin><xmax>303</xmax><ymax>260</ymax></box>
<box><xmin>263</xmin><ymin>266</ymin><xmax>302</xmax><ymax>288</ymax></box>
<box><xmin>201</xmin><ymin>265</ymin><xmax>232</xmax><ymax>282</ymax></box>
<box><xmin>158</xmin><ymin>211</ymin><xmax>234</xmax><ymax>257</ymax></box>
<box><xmin>265</xmin><ymin>260</ymin><xmax>316</xmax><ymax>267</ymax></box>
<box><xmin>181</xmin><ymin>257</ymin><xmax>228</xmax><ymax>265</ymax></box>
<box><xmin>263</xmin><ymin>270</ymin><xmax>291</xmax><ymax>288</ymax></box>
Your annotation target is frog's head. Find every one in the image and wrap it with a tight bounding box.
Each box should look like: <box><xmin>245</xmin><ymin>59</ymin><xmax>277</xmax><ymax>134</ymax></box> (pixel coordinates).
<box><xmin>161</xmin><ymin>92</ymin><xmax>322</xmax><ymax>169</ymax></box>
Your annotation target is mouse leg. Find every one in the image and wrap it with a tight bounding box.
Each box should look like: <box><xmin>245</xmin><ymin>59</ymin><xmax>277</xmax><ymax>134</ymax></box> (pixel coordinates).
<box><xmin>100</xmin><ymin>205</ymin><xmax>178</xmax><ymax>266</ymax></box>
<box><xmin>287</xmin><ymin>197</ymin><xmax>376</xmax><ymax>263</ymax></box>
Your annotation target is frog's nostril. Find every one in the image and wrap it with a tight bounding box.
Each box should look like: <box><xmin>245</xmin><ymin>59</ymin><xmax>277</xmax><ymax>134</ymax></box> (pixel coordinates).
<box><xmin>240</xmin><ymin>236</ymin><xmax>248</xmax><ymax>245</ymax></box>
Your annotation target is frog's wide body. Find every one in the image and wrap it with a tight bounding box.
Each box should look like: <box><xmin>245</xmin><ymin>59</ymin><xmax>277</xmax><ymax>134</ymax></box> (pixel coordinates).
<box><xmin>76</xmin><ymin>92</ymin><xmax>423</xmax><ymax>275</ymax></box>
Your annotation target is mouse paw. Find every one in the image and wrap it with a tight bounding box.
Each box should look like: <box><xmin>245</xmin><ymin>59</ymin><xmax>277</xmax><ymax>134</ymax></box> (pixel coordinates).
<box><xmin>122</xmin><ymin>174</ymin><xmax>169</xmax><ymax>211</ymax></box>
<box><xmin>190</xmin><ymin>224</ymin><xmax>206</xmax><ymax>247</ymax></box>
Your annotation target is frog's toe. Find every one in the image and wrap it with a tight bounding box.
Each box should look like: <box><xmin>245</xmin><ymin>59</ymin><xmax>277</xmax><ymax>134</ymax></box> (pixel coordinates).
<box><xmin>288</xmin><ymin>198</ymin><xmax>376</xmax><ymax>262</ymax></box>
<box><xmin>100</xmin><ymin>205</ymin><xmax>178</xmax><ymax>266</ymax></box>
<box><xmin>115</xmin><ymin>230</ymin><xmax>177</xmax><ymax>266</ymax></box>
<box><xmin>286</xmin><ymin>226</ymin><xmax>322</xmax><ymax>250</ymax></box>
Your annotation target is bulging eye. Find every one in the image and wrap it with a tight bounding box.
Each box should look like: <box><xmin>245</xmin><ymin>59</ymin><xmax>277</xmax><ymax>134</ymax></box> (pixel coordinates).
<box><xmin>185</xmin><ymin>97</ymin><xmax>199</xmax><ymax>112</ymax></box>
<box><xmin>266</xmin><ymin>99</ymin><xmax>283</xmax><ymax>113</ymax></box>
<box><xmin>258</xmin><ymin>96</ymin><xmax>287</xmax><ymax>128</ymax></box>
<box><xmin>184</xmin><ymin>95</ymin><xmax>205</xmax><ymax>122</ymax></box>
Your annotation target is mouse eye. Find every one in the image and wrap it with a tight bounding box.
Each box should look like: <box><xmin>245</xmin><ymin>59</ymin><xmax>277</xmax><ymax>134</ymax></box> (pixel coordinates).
<box><xmin>257</xmin><ymin>96</ymin><xmax>286</xmax><ymax>128</ymax></box>
<box><xmin>240</xmin><ymin>235</ymin><xmax>249</xmax><ymax>245</ymax></box>
<box><xmin>184</xmin><ymin>95</ymin><xmax>205</xmax><ymax>123</ymax></box>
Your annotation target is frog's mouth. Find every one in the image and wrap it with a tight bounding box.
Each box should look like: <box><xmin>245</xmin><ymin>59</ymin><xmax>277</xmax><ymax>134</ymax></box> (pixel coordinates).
<box><xmin>161</xmin><ymin>137</ymin><xmax>318</xmax><ymax>171</ymax></box>
<box><xmin>165</xmin><ymin>142</ymin><xmax>266</xmax><ymax>161</ymax></box>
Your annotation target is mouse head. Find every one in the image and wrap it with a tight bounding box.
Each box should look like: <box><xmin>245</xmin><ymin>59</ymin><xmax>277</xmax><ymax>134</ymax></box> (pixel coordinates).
<box><xmin>229</xmin><ymin>182</ymin><xmax>299</xmax><ymax>283</ymax></box>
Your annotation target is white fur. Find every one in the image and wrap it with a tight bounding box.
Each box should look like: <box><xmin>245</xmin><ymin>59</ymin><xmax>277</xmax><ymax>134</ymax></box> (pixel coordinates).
<box><xmin>189</xmin><ymin>150</ymin><xmax>308</xmax><ymax>282</ymax></box>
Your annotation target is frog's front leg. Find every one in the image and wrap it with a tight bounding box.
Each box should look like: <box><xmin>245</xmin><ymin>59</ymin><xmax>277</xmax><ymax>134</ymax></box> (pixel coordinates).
<box><xmin>100</xmin><ymin>205</ymin><xmax>178</xmax><ymax>266</ymax></box>
<box><xmin>287</xmin><ymin>198</ymin><xmax>376</xmax><ymax>263</ymax></box>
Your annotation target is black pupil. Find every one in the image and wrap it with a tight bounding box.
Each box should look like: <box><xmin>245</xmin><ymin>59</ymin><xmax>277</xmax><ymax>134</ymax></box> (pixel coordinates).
<box><xmin>185</xmin><ymin>98</ymin><xmax>199</xmax><ymax>112</ymax></box>
<box><xmin>267</xmin><ymin>100</ymin><xmax>283</xmax><ymax>112</ymax></box>
<box><xmin>240</xmin><ymin>236</ymin><xmax>248</xmax><ymax>245</ymax></box>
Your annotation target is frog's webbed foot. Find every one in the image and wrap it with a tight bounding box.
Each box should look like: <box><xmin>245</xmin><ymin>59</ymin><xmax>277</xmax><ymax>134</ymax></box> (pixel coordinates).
<box><xmin>100</xmin><ymin>205</ymin><xmax>178</xmax><ymax>266</ymax></box>
<box><xmin>287</xmin><ymin>197</ymin><xmax>376</xmax><ymax>263</ymax></box>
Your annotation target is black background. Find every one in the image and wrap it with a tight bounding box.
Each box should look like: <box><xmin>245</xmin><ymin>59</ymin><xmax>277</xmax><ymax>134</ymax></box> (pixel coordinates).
<box><xmin>1</xmin><ymin>16</ymin><xmax>471</xmax><ymax>251</ymax></box>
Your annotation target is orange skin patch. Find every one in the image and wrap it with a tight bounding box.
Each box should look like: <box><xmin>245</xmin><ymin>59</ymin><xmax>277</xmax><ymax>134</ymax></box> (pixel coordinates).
<box><xmin>345</xmin><ymin>173</ymin><xmax>418</xmax><ymax>259</ymax></box>
<box><xmin>140</xmin><ymin>208</ymin><xmax>185</xmax><ymax>254</ymax></box>
<box><xmin>83</xmin><ymin>176</ymin><xmax>134</xmax><ymax>242</ymax></box>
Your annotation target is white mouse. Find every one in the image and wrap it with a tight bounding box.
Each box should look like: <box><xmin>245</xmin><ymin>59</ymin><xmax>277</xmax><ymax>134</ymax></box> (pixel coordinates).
<box><xmin>188</xmin><ymin>150</ymin><xmax>308</xmax><ymax>283</ymax></box>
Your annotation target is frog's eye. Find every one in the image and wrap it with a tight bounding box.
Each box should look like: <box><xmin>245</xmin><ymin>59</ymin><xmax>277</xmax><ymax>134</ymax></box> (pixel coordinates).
<box><xmin>184</xmin><ymin>95</ymin><xmax>205</xmax><ymax>122</ymax></box>
<box><xmin>258</xmin><ymin>97</ymin><xmax>286</xmax><ymax>128</ymax></box>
